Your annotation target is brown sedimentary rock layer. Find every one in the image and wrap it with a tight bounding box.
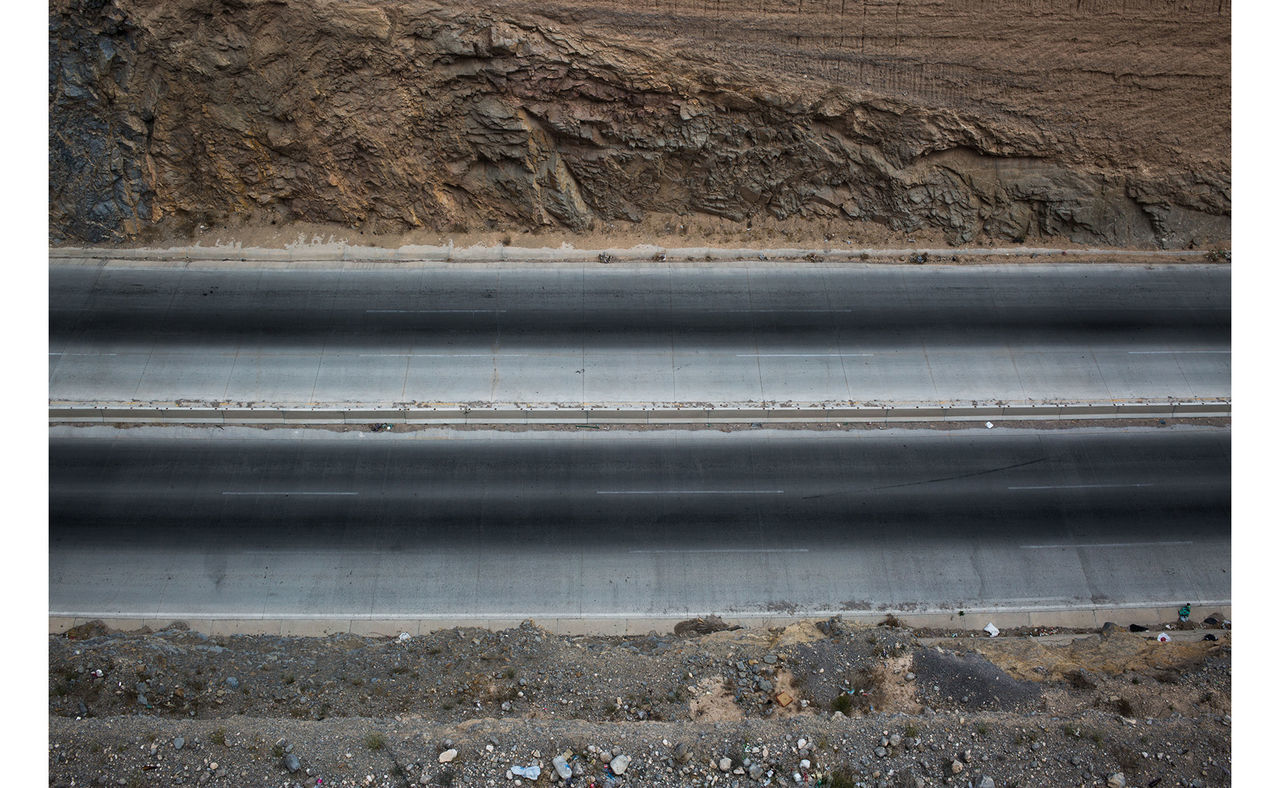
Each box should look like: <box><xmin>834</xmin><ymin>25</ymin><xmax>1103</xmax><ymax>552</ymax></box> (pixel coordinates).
<box><xmin>49</xmin><ymin>0</ymin><xmax>1229</xmax><ymax>247</ymax></box>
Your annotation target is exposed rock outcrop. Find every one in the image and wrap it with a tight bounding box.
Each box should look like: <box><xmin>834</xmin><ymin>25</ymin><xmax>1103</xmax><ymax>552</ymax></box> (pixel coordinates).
<box><xmin>49</xmin><ymin>0</ymin><xmax>1230</xmax><ymax>248</ymax></box>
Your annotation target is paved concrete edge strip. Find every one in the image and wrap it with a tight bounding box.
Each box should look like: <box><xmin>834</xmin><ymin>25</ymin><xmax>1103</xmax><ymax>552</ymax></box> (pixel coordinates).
<box><xmin>49</xmin><ymin>244</ymin><xmax>1215</xmax><ymax>265</ymax></box>
<box><xmin>48</xmin><ymin>603</ymin><xmax>1231</xmax><ymax>637</ymax></box>
<box><xmin>49</xmin><ymin>402</ymin><xmax>1230</xmax><ymax>425</ymax></box>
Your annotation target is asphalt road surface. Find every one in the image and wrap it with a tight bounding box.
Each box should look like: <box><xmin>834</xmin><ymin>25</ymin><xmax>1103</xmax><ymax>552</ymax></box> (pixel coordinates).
<box><xmin>48</xmin><ymin>262</ymin><xmax>1229</xmax><ymax>408</ymax></box>
<box><xmin>49</xmin><ymin>426</ymin><xmax>1230</xmax><ymax>619</ymax></box>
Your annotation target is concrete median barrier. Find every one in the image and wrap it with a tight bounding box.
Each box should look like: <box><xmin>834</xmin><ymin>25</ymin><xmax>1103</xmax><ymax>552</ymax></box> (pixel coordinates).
<box><xmin>404</xmin><ymin>408</ymin><xmax>468</xmax><ymax>423</ymax></box>
<box><xmin>942</xmin><ymin>406</ymin><xmax>1004</xmax><ymax>421</ymax></box>
<box><xmin>50</xmin><ymin>400</ymin><xmax>1228</xmax><ymax>426</ymax></box>
<box><xmin>885</xmin><ymin>406</ymin><xmax>946</xmax><ymax>421</ymax></box>
<box><xmin>1059</xmin><ymin>403</ymin><xmax>1119</xmax><ymax>417</ymax></box>
<box><xmin>1173</xmin><ymin>401</ymin><xmax>1231</xmax><ymax>417</ymax></box>
<box><xmin>49</xmin><ymin>407</ymin><xmax>103</xmax><ymax>423</ymax></box>
<box><xmin>526</xmin><ymin>410</ymin><xmax>591</xmax><ymax>424</ymax></box>
<box><xmin>342</xmin><ymin>409</ymin><xmax>407</xmax><ymax>425</ymax></box>
<box><xmin>704</xmin><ymin>408</ymin><xmax>771</xmax><ymax>423</ymax></box>
<box><xmin>1000</xmin><ymin>404</ymin><xmax>1060</xmax><ymax>419</ymax></box>
<box><xmin>1114</xmin><ymin>402</ymin><xmax>1178</xmax><ymax>419</ymax></box>
<box><xmin>585</xmin><ymin>409</ymin><xmax>655</xmax><ymax>424</ymax></box>
<box><xmin>218</xmin><ymin>409</ymin><xmax>284</xmax><ymax>424</ymax></box>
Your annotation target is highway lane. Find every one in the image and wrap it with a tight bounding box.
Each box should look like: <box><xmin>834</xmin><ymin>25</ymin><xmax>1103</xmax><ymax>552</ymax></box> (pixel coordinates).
<box><xmin>49</xmin><ymin>427</ymin><xmax>1230</xmax><ymax>619</ymax></box>
<box><xmin>48</xmin><ymin>263</ymin><xmax>1230</xmax><ymax>408</ymax></box>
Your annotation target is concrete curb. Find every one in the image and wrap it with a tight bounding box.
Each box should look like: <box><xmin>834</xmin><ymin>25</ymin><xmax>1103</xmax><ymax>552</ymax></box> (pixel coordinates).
<box><xmin>48</xmin><ymin>603</ymin><xmax>1231</xmax><ymax>637</ymax></box>
<box><xmin>49</xmin><ymin>400</ymin><xmax>1229</xmax><ymax>426</ymax></box>
<box><xmin>49</xmin><ymin>244</ymin><xmax>1215</xmax><ymax>265</ymax></box>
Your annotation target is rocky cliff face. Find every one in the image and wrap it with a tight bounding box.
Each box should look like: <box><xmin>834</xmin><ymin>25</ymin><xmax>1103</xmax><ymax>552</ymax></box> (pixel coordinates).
<box><xmin>49</xmin><ymin>0</ymin><xmax>1230</xmax><ymax>248</ymax></box>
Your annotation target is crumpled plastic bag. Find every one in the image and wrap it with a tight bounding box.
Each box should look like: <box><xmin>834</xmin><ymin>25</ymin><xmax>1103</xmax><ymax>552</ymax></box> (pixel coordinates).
<box><xmin>511</xmin><ymin>765</ymin><xmax>541</xmax><ymax>780</ymax></box>
<box><xmin>983</xmin><ymin>622</ymin><xmax>1000</xmax><ymax>637</ymax></box>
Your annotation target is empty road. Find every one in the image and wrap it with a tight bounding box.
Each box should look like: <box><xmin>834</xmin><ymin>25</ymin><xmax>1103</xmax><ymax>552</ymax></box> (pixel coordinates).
<box><xmin>49</xmin><ymin>426</ymin><xmax>1230</xmax><ymax>621</ymax></box>
<box><xmin>49</xmin><ymin>262</ymin><xmax>1230</xmax><ymax>409</ymax></box>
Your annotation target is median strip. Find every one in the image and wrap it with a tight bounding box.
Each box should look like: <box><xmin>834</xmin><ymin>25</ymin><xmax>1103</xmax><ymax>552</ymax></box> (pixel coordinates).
<box><xmin>48</xmin><ymin>398</ymin><xmax>1230</xmax><ymax>425</ymax></box>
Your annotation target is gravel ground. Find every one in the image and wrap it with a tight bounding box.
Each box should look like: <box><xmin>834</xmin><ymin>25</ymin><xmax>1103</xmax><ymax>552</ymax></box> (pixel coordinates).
<box><xmin>49</xmin><ymin>618</ymin><xmax>1231</xmax><ymax>787</ymax></box>
<box><xmin>911</xmin><ymin>651</ymin><xmax>1041</xmax><ymax>713</ymax></box>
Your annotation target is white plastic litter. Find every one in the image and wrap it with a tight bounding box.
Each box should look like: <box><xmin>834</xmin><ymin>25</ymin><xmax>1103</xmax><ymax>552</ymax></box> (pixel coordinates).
<box><xmin>511</xmin><ymin>765</ymin><xmax>541</xmax><ymax>780</ymax></box>
<box><xmin>985</xmin><ymin>421</ymin><xmax>994</xmax><ymax>428</ymax></box>
<box><xmin>1157</xmin><ymin>632</ymin><xmax>1171</xmax><ymax>643</ymax></box>
<box><xmin>983</xmin><ymin>622</ymin><xmax>1000</xmax><ymax>637</ymax></box>
<box><xmin>398</xmin><ymin>632</ymin><xmax>411</xmax><ymax>642</ymax></box>
<box><xmin>552</xmin><ymin>755</ymin><xmax>572</xmax><ymax>780</ymax></box>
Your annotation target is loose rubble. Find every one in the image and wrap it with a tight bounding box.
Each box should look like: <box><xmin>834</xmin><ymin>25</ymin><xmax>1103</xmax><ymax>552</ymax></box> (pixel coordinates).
<box><xmin>49</xmin><ymin>617</ymin><xmax>1230</xmax><ymax>786</ymax></box>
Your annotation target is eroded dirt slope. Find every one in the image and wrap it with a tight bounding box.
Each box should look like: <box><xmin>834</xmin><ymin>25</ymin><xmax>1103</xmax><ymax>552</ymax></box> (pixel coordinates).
<box><xmin>50</xmin><ymin>0</ymin><xmax>1230</xmax><ymax>248</ymax></box>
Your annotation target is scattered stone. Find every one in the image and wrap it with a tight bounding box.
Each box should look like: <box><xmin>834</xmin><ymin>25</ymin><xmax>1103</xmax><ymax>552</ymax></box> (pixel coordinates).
<box><xmin>1107</xmin><ymin>774</ymin><xmax>1127</xmax><ymax>788</ymax></box>
<box><xmin>46</xmin><ymin>615</ymin><xmax>1230</xmax><ymax>787</ymax></box>
<box><xmin>224</xmin><ymin>677</ymin><xmax>239</xmax><ymax>689</ymax></box>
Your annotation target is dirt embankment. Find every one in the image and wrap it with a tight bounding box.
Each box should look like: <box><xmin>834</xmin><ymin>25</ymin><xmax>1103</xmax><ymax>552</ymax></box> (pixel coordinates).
<box><xmin>48</xmin><ymin>617</ymin><xmax>1230</xmax><ymax>787</ymax></box>
<box><xmin>50</xmin><ymin>0</ymin><xmax>1229</xmax><ymax>249</ymax></box>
